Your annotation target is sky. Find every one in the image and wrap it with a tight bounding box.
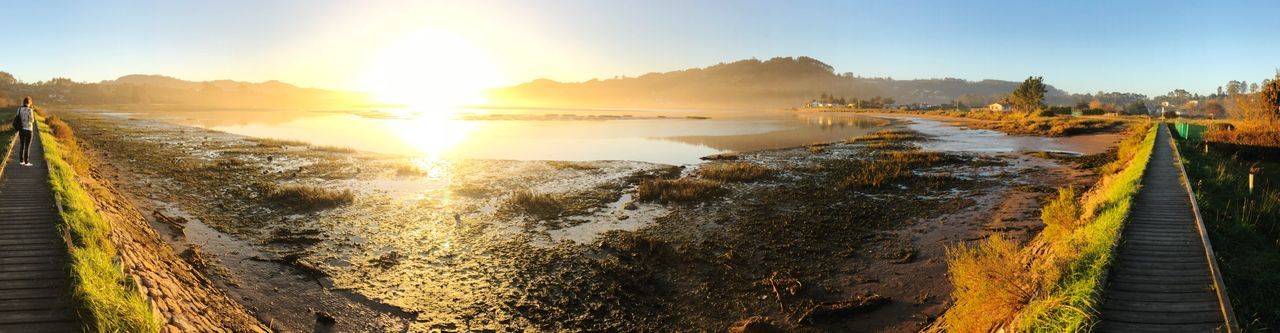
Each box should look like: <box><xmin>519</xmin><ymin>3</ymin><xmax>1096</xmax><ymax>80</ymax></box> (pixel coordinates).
<box><xmin>2</xmin><ymin>0</ymin><xmax>1279</xmax><ymax>97</ymax></box>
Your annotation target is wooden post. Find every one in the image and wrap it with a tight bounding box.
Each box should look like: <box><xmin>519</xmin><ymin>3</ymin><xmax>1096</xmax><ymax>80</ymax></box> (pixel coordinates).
<box><xmin>1249</xmin><ymin>173</ymin><xmax>1255</xmax><ymax>194</ymax></box>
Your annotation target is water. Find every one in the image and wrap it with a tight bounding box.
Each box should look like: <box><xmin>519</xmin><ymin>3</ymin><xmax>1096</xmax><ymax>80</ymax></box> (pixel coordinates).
<box><xmin>111</xmin><ymin>107</ymin><xmax>887</xmax><ymax>165</ymax></box>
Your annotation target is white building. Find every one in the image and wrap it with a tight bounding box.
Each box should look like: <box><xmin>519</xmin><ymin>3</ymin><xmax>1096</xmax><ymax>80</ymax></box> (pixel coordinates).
<box><xmin>988</xmin><ymin>103</ymin><xmax>1013</xmax><ymax>112</ymax></box>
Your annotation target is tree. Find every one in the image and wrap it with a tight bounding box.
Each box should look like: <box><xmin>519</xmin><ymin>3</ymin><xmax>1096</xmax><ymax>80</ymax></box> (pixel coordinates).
<box><xmin>1262</xmin><ymin>79</ymin><xmax>1280</xmax><ymax>124</ymax></box>
<box><xmin>1203</xmin><ymin>100</ymin><xmax>1226</xmax><ymax>118</ymax></box>
<box><xmin>0</xmin><ymin>71</ymin><xmax>15</xmax><ymax>86</ymax></box>
<box><xmin>1009</xmin><ymin>76</ymin><xmax>1047</xmax><ymax>112</ymax></box>
<box><xmin>1124</xmin><ymin>101</ymin><xmax>1149</xmax><ymax>115</ymax></box>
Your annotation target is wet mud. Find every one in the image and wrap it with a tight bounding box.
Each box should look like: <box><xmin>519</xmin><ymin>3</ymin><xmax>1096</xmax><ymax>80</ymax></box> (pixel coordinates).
<box><xmin>60</xmin><ymin>110</ymin><xmax>1113</xmax><ymax>332</ymax></box>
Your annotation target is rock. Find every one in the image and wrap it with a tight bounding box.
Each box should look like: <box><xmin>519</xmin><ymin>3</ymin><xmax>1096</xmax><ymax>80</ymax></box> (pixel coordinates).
<box><xmin>728</xmin><ymin>316</ymin><xmax>782</xmax><ymax>333</ymax></box>
<box><xmin>315</xmin><ymin>311</ymin><xmax>337</xmax><ymax>325</ymax></box>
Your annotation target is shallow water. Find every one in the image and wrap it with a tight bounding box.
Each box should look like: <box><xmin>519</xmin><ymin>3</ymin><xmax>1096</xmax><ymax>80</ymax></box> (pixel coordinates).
<box><xmin>108</xmin><ymin>108</ymin><xmax>885</xmax><ymax>165</ymax></box>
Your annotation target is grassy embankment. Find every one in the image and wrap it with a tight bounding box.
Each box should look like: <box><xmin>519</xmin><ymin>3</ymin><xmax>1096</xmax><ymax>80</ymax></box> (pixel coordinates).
<box><xmin>40</xmin><ymin>112</ymin><xmax>159</xmax><ymax>332</ymax></box>
<box><xmin>937</xmin><ymin>122</ymin><xmax>1156</xmax><ymax>332</ymax></box>
<box><xmin>1176</xmin><ymin>125</ymin><xmax>1280</xmax><ymax>330</ymax></box>
<box><xmin>0</xmin><ymin>108</ymin><xmax>14</xmax><ymax>160</ymax></box>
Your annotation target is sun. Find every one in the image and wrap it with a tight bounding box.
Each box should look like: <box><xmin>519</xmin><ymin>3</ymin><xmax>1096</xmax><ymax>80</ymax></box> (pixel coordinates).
<box><xmin>362</xmin><ymin>29</ymin><xmax>504</xmax><ymax>109</ymax></box>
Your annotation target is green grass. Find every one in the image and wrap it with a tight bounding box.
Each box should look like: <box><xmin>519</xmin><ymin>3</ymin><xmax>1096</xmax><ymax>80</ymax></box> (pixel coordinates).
<box><xmin>37</xmin><ymin>115</ymin><xmax>160</xmax><ymax>332</ymax></box>
<box><xmin>1177</xmin><ymin>130</ymin><xmax>1280</xmax><ymax>330</ymax></box>
<box><xmin>937</xmin><ymin>123</ymin><xmax>1156</xmax><ymax>332</ymax></box>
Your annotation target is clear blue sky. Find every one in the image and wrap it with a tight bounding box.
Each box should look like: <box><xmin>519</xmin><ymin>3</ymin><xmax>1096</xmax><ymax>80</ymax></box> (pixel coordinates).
<box><xmin>2</xmin><ymin>0</ymin><xmax>1278</xmax><ymax>97</ymax></box>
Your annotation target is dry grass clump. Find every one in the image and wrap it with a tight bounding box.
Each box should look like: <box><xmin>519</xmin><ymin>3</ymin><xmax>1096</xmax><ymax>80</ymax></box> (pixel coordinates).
<box><xmin>944</xmin><ymin>235</ymin><xmax>1050</xmax><ymax>332</ymax></box>
<box><xmin>548</xmin><ymin>161</ymin><xmax>598</xmax><ymax>170</ymax></box>
<box><xmin>255</xmin><ymin>138</ymin><xmax>308</xmax><ymax>148</ymax></box>
<box><xmin>312</xmin><ymin>145</ymin><xmax>356</xmax><ymax>153</ymax></box>
<box><xmin>505</xmin><ymin>189</ymin><xmax>564</xmax><ymax>219</ymax></box>
<box><xmin>1040</xmin><ymin>186</ymin><xmax>1081</xmax><ymax>230</ymax></box>
<box><xmin>836</xmin><ymin>151</ymin><xmax>944</xmax><ymax>189</ymax></box>
<box><xmin>846</xmin><ymin>129</ymin><xmax>919</xmax><ymax>143</ymax></box>
<box><xmin>265</xmin><ymin>183</ymin><xmax>355</xmax><ymax>210</ymax></box>
<box><xmin>394</xmin><ymin>163</ymin><xmax>427</xmax><ymax>177</ymax></box>
<box><xmin>637</xmin><ymin>178</ymin><xmax>722</xmax><ymax>203</ymax></box>
<box><xmin>700</xmin><ymin>152</ymin><xmax>739</xmax><ymax>161</ymax></box>
<box><xmin>699</xmin><ymin>162</ymin><xmax>771</xmax><ymax>182</ymax></box>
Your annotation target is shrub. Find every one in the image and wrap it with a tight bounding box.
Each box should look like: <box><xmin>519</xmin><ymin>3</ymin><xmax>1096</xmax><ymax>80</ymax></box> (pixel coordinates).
<box><xmin>636</xmin><ymin>178</ymin><xmax>721</xmax><ymax>203</ymax></box>
<box><xmin>1030</xmin><ymin>108</ymin><xmax>1055</xmax><ymax>118</ymax></box>
<box><xmin>265</xmin><ymin>184</ymin><xmax>355</xmax><ymax>210</ymax></box>
<box><xmin>699</xmin><ymin>162</ymin><xmax>771</xmax><ymax>182</ymax></box>
<box><xmin>944</xmin><ymin>235</ymin><xmax>1040</xmax><ymax>332</ymax></box>
<box><xmin>1040</xmin><ymin>186</ymin><xmax>1081</xmax><ymax>230</ymax></box>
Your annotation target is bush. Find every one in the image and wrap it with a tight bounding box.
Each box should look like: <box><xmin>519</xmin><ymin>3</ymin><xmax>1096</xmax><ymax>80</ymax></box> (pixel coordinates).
<box><xmin>1040</xmin><ymin>186</ymin><xmax>1081</xmax><ymax>230</ymax></box>
<box><xmin>1030</xmin><ymin>108</ymin><xmax>1055</xmax><ymax>118</ymax></box>
<box><xmin>944</xmin><ymin>235</ymin><xmax>1042</xmax><ymax>332</ymax></box>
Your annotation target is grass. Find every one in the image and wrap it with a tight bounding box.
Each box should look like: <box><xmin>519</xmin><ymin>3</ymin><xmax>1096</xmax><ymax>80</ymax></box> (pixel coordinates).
<box><xmin>836</xmin><ymin>151</ymin><xmax>944</xmax><ymax>189</ymax></box>
<box><xmin>700</xmin><ymin>152</ymin><xmax>739</xmax><ymax>161</ymax></box>
<box><xmin>504</xmin><ymin>186</ymin><xmax>624</xmax><ymax>220</ymax></box>
<box><xmin>1205</xmin><ymin>124</ymin><xmax>1280</xmax><ymax>148</ymax></box>
<box><xmin>846</xmin><ymin>129</ymin><xmax>920</xmax><ymax>143</ymax></box>
<box><xmin>852</xmin><ymin>109</ymin><xmax>1130</xmax><ymax>137</ymax></box>
<box><xmin>263</xmin><ymin>183</ymin><xmax>355</xmax><ymax>211</ymax></box>
<box><xmin>937</xmin><ymin>122</ymin><xmax>1156</xmax><ymax>332</ymax></box>
<box><xmin>312</xmin><ymin>145</ymin><xmax>356</xmax><ymax>153</ymax></box>
<box><xmin>548</xmin><ymin>161</ymin><xmax>598</xmax><ymax>170</ymax></box>
<box><xmin>0</xmin><ymin>109</ymin><xmax>14</xmax><ymax>160</ymax></box>
<box><xmin>254</xmin><ymin>138</ymin><xmax>308</xmax><ymax>148</ymax></box>
<box><xmin>698</xmin><ymin>162</ymin><xmax>771</xmax><ymax>182</ymax></box>
<box><xmin>636</xmin><ymin>178</ymin><xmax>722</xmax><ymax>203</ymax></box>
<box><xmin>36</xmin><ymin>114</ymin><xmax>160</xmax><ymax>332</ymax></box>
<box><xmin>505</xmin><ymin>189</ymin><xmax>564</xmax><ymax>220</ymax></box>
<box><xmin>1177</xmin><ymin>129</ymin><xmax>1280</xmax><ymax>330</ymax></box>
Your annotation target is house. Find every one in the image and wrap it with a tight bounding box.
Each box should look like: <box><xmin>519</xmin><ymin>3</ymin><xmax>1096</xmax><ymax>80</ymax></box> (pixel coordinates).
<box><xmin>806</xmin><ymin>100</ymin><xmax>824</xmax><ymax>108</ymax></box>
<box><xmin>987</xmin><ymin>103</ymin><xmax>1012</xmax><ymax>112</ymax></box>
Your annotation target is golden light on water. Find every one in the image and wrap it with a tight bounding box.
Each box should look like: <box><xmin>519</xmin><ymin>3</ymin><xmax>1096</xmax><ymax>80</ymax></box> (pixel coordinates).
<box><xmin>362</xmin><ymin>29</ymin><xmax>504</xmax><ymax>109</ymax></box>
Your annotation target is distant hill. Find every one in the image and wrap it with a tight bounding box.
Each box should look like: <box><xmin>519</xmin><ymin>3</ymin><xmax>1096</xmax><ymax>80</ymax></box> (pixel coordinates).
<box><xmin>0</xmin><ymin>72</ymin><xmax>369</xmax><ymax>109</ymax></box>
<box><xmin>489</xmin><ymin>56</ymin><xmax>1071</xmax><ymax>109</ymax></box>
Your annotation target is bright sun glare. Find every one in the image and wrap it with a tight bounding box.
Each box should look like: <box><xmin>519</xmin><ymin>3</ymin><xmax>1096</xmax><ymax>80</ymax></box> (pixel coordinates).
<box><xmin>363</xmin><ymin>30</ymin><xmax>504</xmax><ymax>109</ymax></box>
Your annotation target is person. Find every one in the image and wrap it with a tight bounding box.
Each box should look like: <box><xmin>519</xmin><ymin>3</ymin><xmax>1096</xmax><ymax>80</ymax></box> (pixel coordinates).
<box><xmin>15</xmin><ymin>97</ymin><xmax>35</xmax><ymax>166</ymax></box>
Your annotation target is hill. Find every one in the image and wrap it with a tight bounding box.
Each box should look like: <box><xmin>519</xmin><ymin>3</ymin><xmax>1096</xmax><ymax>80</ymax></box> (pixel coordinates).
<box><xmin>0</xmin><ymin>72</ymin><xmax>369</xmax><ymax>109</ymax></box>
<box><xmin>489</xmin><ymin>56</ymin><xmax>1071</xmax><ymax>109</ymax></box>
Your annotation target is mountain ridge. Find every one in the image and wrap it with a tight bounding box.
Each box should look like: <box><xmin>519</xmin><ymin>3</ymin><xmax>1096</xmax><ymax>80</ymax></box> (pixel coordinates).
<box><xmin>489</xmin><ymin>56</ymin><xmax>1072</xmax><ymax>109</ymax></box>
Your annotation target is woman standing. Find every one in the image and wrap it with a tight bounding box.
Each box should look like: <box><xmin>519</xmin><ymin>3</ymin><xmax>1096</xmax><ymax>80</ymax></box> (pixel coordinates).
<box><xmin>15</xmin><ymin>97</ymin><xmax>35</xmax><ymax>166</ymax></box>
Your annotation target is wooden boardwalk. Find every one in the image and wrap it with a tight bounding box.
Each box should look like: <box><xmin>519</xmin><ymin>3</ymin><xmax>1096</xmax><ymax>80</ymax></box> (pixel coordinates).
<box><xmin>0</xmin><ymin>131</ymin><xmax>77</xmax><ymax>332</ymax></box>
<box><xmin>1097</xmin><ymin>125</ymin><xmax>1233</xmax><ymax>332</ymax></box>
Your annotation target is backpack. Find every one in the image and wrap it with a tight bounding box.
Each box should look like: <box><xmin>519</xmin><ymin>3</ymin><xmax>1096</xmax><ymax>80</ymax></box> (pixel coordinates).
<box><xmin>10</xmin><ymin>108</ymin><xmax>20</xmax><ymax>130</ymax></box>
